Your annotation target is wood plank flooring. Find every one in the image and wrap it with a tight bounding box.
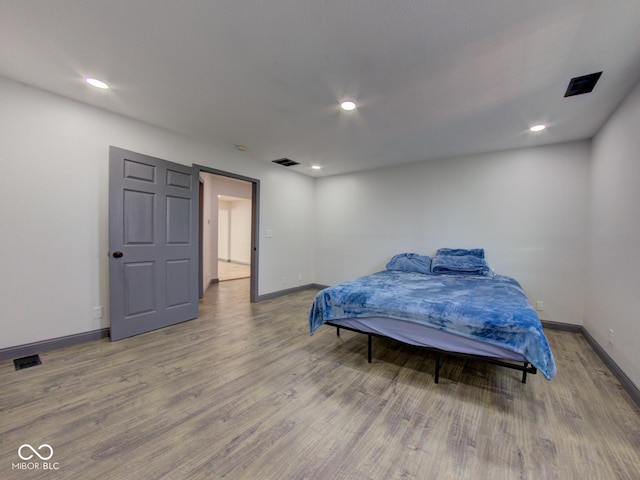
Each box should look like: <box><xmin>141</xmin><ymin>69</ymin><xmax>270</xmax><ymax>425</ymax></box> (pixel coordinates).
<box><xmin>217</xmin><ymin>261</ymin><xmax>250</xmax><ymax>281</ymax></box>
<box><xmin>1</xmin><ymin>279</ymin><xmax>639</xmax><ymax>479</ymax></box>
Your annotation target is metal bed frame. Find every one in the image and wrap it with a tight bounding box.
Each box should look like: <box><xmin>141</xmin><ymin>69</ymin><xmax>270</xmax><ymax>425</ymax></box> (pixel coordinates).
<box><xmin>327</xmin><ymin>321</ymin><xmax>538</xmax><ymax>384</ymax></box>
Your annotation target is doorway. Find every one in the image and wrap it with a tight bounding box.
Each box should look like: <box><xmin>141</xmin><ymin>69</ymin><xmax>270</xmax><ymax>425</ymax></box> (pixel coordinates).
<box><xmin>218</xmin><ymin>195</ymin><xmax>252</xmax><ymax>281</ymax></box>
<box><xmin>197</xmin><ymin>166</ymin><xmax>259</xmax><ymax>302</ymax></box>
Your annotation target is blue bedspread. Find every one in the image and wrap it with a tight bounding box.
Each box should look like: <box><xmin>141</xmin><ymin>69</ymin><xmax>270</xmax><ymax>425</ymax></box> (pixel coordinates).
<box><xmin>309</xmin><ymin>270</ymin><xmax>557</xmax><ymax>379</ymax></box>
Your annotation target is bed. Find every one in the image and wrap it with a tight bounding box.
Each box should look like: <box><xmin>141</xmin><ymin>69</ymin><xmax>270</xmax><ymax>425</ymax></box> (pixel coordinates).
<box><xmin>308</xmin><ymin>250</ymin><xmax>557</xmax><ymax>383</ymax></box>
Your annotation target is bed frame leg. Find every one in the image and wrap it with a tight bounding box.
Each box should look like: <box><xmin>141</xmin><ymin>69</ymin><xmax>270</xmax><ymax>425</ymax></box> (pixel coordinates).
<box><xmin>435</xmin><ymin>352</ymin><xmax>440</xmax><ymax>384</ymax></box>
<box><xmin>336</xmin><ymin>327</ymin><xmax>340</xmax><ymax>337</ymax></box>
<box><xmin>521</xmin><ymin>363</ymin><xmax>528</xmax><ymax>383</ymax></box>
<box><xmin>367</xmin><ymin>335</ymin><xmax>372</xmax><ymax>363</ymax></box>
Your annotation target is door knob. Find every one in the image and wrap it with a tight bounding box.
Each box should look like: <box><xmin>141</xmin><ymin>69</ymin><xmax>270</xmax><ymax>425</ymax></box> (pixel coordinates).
<box><xmin>113</xmin><ymin>251</ymin><xmax>124</xmax><ymax>258</ymax></box>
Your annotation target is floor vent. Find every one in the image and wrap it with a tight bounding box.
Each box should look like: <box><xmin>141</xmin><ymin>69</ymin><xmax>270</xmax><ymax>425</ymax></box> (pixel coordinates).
<box><xmin>272</xmin><ymin>158</ymin><xmax>300</xmax><ymax>167</ymax></box>
<box><xmin>14</xmin><ymin>354</ymin><xmax>42</xmax><ymax>371</ymax></box>
<box><xmin>564</xmin><ymin>72</ymin><xmax>603</xmax><ymax>97</ymax></box>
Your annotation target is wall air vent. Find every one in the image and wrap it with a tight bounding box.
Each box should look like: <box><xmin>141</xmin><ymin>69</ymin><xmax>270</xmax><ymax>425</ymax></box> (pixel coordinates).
<box><xmin>564</xmin><ymin>71</ymin><xmax>603</xmax><ymax>97</ymax></box>
<box><xmin>272</xmin><ymin>158</ymin><xmax>300</xmax><ymax>167</ymax></box>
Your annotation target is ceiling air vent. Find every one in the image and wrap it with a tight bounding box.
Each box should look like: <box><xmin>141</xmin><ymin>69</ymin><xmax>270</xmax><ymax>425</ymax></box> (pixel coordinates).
<box><xmin>272</xmin><ymin>158</ymin><xmax>300</xmax><ymax>167</ymax></box>
<box><xmin>564</xmin><ymin>71</ymin><xmax>603</xmax><ymax>97</ymax></box>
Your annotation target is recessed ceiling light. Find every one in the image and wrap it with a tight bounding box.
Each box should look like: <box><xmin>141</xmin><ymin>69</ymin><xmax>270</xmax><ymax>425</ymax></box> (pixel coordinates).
<box><xmin>85</xmin><ymin>77</ymin><xmax>109</xmax><ymax>89</ymax></box>
<box><xmin>311</xmin><ymin>165</ymin><xmax>322</xmax><ymax>170</ymax></box>
<box><xmin>530</xmin><ymin>124</ymin><xmax>546</xmax><ymax>132</ymax></box>
<box><xmin>235</xmin><ymin>145</ymin><xmax>248</xmax><ymax>152</ymax></box>
<box><xmin>340</xmin><ymin>101</ymin><xmax>356</xmax><ymax>111</ymax></box>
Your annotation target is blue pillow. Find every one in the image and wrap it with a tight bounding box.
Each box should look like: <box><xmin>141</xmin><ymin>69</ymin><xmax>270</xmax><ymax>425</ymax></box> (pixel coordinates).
<box><xmin>436</xmin><ymin>248</ymin><xmax>485</xmax><ymax>259</ymax></box>
<box><xmin>386</xmin><ymin>253</ymin><xmax>432</xmax><ymax>274</ymax></box>
<box><xmin>431</xmin><ymin>252</ymin><xmax>494</xmax><ymax>276</ymax></box>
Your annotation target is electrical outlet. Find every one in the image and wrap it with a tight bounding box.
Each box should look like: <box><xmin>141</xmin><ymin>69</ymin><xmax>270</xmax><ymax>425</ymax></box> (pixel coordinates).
<box><xmin>536</xmin><ymin>301</ymin><xmax>544</xmax><ymax>311</ymax></box>
<box><xmin>608</xmin><ymin>329</ymin><xmax>614</xmax><ymax>345</ymax></box>
<box><xmin>93</xmin><ymin>306</ymin><xmax>103</xmax><ymax>319</ymax></box>
<box><xmin>298</xmin><ymin>273</ymin><xmax>303</xmax><ymax>282</ymax></box>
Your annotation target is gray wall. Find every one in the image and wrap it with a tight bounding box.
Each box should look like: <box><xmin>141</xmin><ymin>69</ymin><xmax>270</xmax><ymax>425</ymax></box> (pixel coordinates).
<box><xmin>587</xmin><ymin>79</ymin><xmax>640</xmax><ymax>389</ymax></box>
<box><xmin>315</xmin><ymin>141</ymin><xmax>591</xmax><ymax>326</ymax></box>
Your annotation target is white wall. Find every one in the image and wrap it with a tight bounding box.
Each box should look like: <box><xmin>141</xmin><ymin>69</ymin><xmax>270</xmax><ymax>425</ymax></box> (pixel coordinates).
<box><xmin>587</xmin><ymin>80</ymin><xmax>640</xmax><ymax>389</ymax></box>
<box><xmin>315</xmin><ymin>141</ymin><xmax>591</xmax><ymax>325</ymax></box>
<box><xmin>228</xmin><ymin>199</ymin><xmax>252</xmax><ymax>264</ymax></box>
<box><xmin>218</xmin><ymin>198</ymin><xmax>252</xmax><ymax>264</ymax></box>
<box><xmin>0</xmin><ymin>77</ymin><xmax>316</xmax><ymax>350</ymax></box>
<box><xmin>218</xmin><ymin>203</ymin><xmax>230</xmax><ymax>261</ymax></box>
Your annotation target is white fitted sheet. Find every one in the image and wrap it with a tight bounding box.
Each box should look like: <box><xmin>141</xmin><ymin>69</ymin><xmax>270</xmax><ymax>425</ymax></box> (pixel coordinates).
<box><xmin>328</xmin><ymin>316</ymin><xmax>526</xmax><ymax>362</ymax></box>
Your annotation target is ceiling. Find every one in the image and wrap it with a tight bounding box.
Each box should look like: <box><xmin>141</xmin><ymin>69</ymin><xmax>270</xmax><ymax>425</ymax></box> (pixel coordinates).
<box><xmin>2</xmin><ymin>1</ymin><xmax>640</xmax><ymax>177</ymax></box>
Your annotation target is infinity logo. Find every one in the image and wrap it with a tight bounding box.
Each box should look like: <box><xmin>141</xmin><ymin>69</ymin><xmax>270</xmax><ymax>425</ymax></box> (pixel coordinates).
<box><xmin>18</xmin><ymin>444</ymin><xmax>54</xmax><ymax>461</ymax></box>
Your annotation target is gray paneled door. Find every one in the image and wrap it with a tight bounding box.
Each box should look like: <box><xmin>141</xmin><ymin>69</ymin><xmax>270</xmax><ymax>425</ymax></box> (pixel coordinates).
<box><xmin>109</xmin><ymin>147</ymin><xmax>199</xmax><ymax>341</ymax></box>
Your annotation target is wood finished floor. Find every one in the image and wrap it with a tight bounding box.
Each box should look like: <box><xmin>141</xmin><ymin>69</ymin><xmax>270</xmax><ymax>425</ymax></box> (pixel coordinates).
<box><xmin>1</xmin><ymin>279</ymin><xmax>639</xmax><ymax>479</ymax></box>
<box><xmin>217</xmin><ymin>261</ymin><xmax>250</xmax><ymax>281</ymax></box>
